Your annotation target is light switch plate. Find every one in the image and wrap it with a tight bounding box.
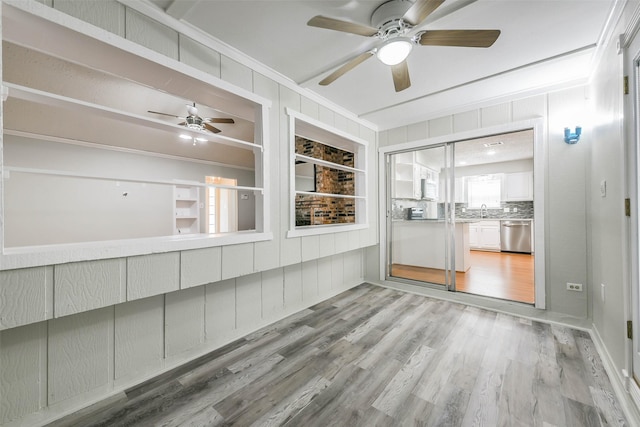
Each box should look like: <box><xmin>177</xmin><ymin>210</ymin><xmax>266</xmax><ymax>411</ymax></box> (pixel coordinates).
<box><xmin>503</xmin><ymin>207</ymin><xmax>510</xmax><ymax>212</ymax></box>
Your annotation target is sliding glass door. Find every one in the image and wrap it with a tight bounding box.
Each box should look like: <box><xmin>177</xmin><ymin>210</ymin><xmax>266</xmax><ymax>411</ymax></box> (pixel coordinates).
<box><xmin>387</xmin><ymin>144</ymin><xmax>455</xmax><ymax>288</ymax></box>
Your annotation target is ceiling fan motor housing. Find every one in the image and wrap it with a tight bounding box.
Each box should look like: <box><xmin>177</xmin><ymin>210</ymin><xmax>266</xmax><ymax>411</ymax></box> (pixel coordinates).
<box><xmin>371</xmin><ymin>0</ymin><xmax>414</xmax><ymax>32</ymax></box>
<box><xmin>185</xmin><ymin>115</ymin><xmax>204</xmax><ymax>130</ymax></box>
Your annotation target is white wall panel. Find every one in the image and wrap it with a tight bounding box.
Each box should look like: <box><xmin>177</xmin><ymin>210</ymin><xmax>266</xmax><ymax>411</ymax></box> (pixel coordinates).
<box><xmin>48</xmin><ymin>307</ymin><xmax>112</xmax><ymax>404</ymax></box>
<box><xmin>181</xmin><ymin>247</ymin><xmax>222</xmax><ymax>289</ymax></box>
<box><xmin>334</xmin><ymin>232</ymin><xmax>349</xmax><ymax>254</ymax></box>
<box><xmin>319</xmin><ymin>105</ymin><xmax>335</xmax><ymax>127</ymax></box>
<box><xmin>387</xmin><ymin>126</ymin><xmax>408</xmax><ymax>145</ymax></box>
<box><xmin>0</xmin><ymin>322</ymin><xmax>46</xmax><ymax>425</ymax></box>
<box><xmin>546</xmin><ymin>88</ymin><xmax>588</xmax><ymax>318</ymax></box>
<box><xmin>0</xmin><ymin>266</ymin><xmax>52</xmax><ymax>330</ymax></box>
<box><xmin>165</xmin><ymin>287</ymin><xmax>205</xmax><ymax>358</ymax></box>
<box><xmin>347</xmin><ymin>230</ymin><xmax>360</xmax><ymax>251</ymax></box>
<box><xmin>347</xmin><ymin>120</ymin><xmax>360</xmax><ymax>138</ymax></box>
<box><xmin>331</xmin><ymin>254</ymin><xmax>344</xmax><ymax>291</ymax></box>
<box><xmin>301</xmin><ymin>260</ymin><xmax>319</xmax><ymax>304</ymax></box>
<box><xmin>453</xmin><ymin>110</ymin><xmax>480</xmax><ymax>133</ymax></box>
<box><xmin>205</xmin><ymin>279</ymin><xmax>237</xmax><ymax>345</ymax></box>
<box><xmin>513</xmin><ymin>94</ymin><xmax>547</xmax><ymax>121</ymax></box>
<box><xmin>261</xmin><ymin>269</ymin><xmax>284</xmax><ymax>321</ymax></box>
<box><xmin>235</xmin><ymin>273</ymin><xmax>263</xmax><ymax>334</ymax></box>
<box><xmin>284</xmin><ymin>264</ymin><xmax>303</xmax><ymax>311</ymax></box>
<box><xmin>301</xmin><ymin>97</ymin><xmax>319</xmax><ymax>120</ymax></box>
<box><xmin>253</xmin><ymin>72</ymin><xmax>281</xmax><ymax>272</ymax></box>
<box><xmin>279</xmin><ymin>86</ymin><xmax>302</xmax><ymax>267</ymax></box>
<box><xmin>428</xmin><ymin>116</ymin><xmax>453</xmax><ymax>137</ymax></box>
<box><xmin>179</xmin><ymin>35</ymin><xmax>221</xmax><ymax>78</ymax></box>
<box><xmin>220</xmin><ymin>56</ymin><xmax>253</xmax><ymax>92</ymax></box>
<box><xmin>125</xmin><ymin>8</ymin><xmax>179</xmax><ymax>60</ymax></box>
<box><xmin>301</xmin><ymin>235</ymin><xmax>320</xmax><ymax>262</ymax></box>
<box><xmin>114</xmin><ymin>295</ymin><xmax>164</xmax><ymax>382</ymax></box>
<box><xmin>254</xmin><ymin>240</ymin><xmax>280</xmax><ymax>272</ymax></box>
<box><xmin>221</xmin><ymin>243</ymin><xmax>254</xmax><ymax>280</ymax></box>
<box><xmin>343</xmin><ymin>250</ymin><xmax>363</xmax><ymax>286</ymax></box>
<box><xmin>318</xmin><ymin>234</ymin><xmax>336</xmax><ymax>258</ymax></box>
<box><xmin>407</xmin><ymin>121</ymin><xmax>428</xmax><ymax>141</ymax></box>
<box><xmin>54</xmin><ymin>0</ymin><xmax>125</xmax><ymax>37</ymax></box>
<box><xmin>127</xmin><ymin>253</ymin><xmax>180</xmax><ymax>300</ymax></box>
<box><xmin>54</xmin><ymin>259</ymin><xmax>125</xmax><ymax>317</ymax></box>
<box><xmin>317</xmin><ymin>257</ymin><xmax>333</xmax><ymax>297</ymax></box>
<box><xmin>481</xmin><ymin>103</ymin><xmax>512</xmax><ymax>127</ymax></box>
<box><xmin>378</xmin><ymin>130</ymin><xmax>390</xmax><ymax>147</ymax></box>
<box><xmin>334</xmin><ymin>114</ymin><xmax>348</xmax><ymax>133</ymax></box>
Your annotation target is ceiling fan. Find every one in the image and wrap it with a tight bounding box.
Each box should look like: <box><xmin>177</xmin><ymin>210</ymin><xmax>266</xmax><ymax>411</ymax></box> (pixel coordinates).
<box><xmin>148</xmin><ymin>102</ymin><xmax>235</xmax><ymax>134</ymax></box>
<box><xmin>307</xmin><ymin>0</ymin><xmax>500</xmax><ymax>92</ymax></box>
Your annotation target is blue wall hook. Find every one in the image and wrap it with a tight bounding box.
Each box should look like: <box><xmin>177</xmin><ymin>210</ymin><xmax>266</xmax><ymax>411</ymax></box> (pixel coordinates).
<box><xmin>564</xmin><ymin>126</ymin><xmax>582</xmax><ymax>144</ymax></box>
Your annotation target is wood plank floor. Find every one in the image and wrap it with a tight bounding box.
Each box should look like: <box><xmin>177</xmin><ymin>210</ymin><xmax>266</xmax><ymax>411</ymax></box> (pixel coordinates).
<box><xmin>392</xmin><ymin>250</ymin><xmax>535</xmax><ymax>304</ymax></box>
<box><xmin>50</xmin><ymin>284</ymin><xmax>627</xmax><ymax>427</ymax></box>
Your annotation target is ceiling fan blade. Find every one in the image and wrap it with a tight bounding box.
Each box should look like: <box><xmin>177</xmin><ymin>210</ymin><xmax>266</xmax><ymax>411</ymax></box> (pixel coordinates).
<box><xmin>418</xmin><ymin>30</ymin><xmax>501</xmax><ymax>47</ymax></box>
<box><xmin>391</xmin><ymin>61</ymin><xmax>411</xmax><ymax>92</ymax></box>
<box><xmin>402</xmin><ymin>0</ymin><xmax>444</xmax><ymax>26</ymax></box>
<box><xmin>319</xmin><ymin>52</ymin><xmax>374</xmax><ymax>86</ymax></box>
<box><xmin>205</xmin><ymin>118</ymin><xmax>235</xmax><ymax>124</ymax></box>
<box><xmin>148</xmin><ymin>110</ymin><xmax>182</xmax><ymax>119</ymax></box>
<box><xmin>307</xmin><ymin>15</ymin><xmax>378</xmax><ymax>37</ymax></box>
<box><xmin>203</xmin><ymin>122</ymin><xmax>222</xmax><ymax>134</ymax></box>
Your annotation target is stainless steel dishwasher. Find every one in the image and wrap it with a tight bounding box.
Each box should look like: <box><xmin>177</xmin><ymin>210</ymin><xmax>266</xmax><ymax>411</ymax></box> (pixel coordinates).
<box><xmin>500</xmin><ymin>220</ymin><xmax>532</xmax><ymax>253</ymax></box>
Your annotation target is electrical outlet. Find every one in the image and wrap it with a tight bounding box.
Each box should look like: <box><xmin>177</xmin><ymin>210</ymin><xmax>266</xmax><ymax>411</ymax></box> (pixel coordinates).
<box><xmin>513</xmin><ymin>207</ymin><xmax>518</xmax><ymax>212</ymax></box>
<box><xmin>504</xmin><ymin>207</ymin><xmax>510</xmax><ymax>213</ymax></box>
<box><xmin>601</xmin><ymin>283</ymin><xmax>606</xmax><ymax>302</ymax></box>
<box><xmin>567</xmin><ymin>283</ymin><xmax>583</xmax><ymax>292</ymax></box>
<box><xmin>462</xmin><ymin>208</ymin><xmax>466</xmax><ymax>212</ymax></box>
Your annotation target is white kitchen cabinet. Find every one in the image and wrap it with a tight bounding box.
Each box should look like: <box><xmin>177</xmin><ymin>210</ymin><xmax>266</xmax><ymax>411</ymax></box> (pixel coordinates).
<box><xmin>392</xmin><ymin>154</ymin><xmax>438</xmax><ymax>200</ymax></box>
<box><xmin>469</xmin><ymin>221</ymin><xmax>501</xmax><ymax>251</ymax></box>
<box><xmin>504</xmin><ymin>171</ymin><xmax>533</xmax><ymax>201</ymax></box>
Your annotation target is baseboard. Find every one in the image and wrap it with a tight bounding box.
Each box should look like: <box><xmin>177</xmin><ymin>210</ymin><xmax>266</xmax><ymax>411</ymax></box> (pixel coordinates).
<box><xmin>590</xmin><ymin>324</ymin><xmax>640</xmax><ymax>426</ymax></box>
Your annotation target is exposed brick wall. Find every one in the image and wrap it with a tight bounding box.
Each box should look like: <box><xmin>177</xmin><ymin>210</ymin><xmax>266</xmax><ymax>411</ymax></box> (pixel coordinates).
<box><xmin>295</xmin><ymin>136</ymin><xmax>356</xmax><ymax>226</ymax></box>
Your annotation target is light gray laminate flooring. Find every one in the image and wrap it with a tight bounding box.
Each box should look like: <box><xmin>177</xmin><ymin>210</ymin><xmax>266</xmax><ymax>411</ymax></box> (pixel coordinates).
<box><xmin>50</xmin><ymin>283</ymin><xmax>628</xmax><ymax>426</ymax></box>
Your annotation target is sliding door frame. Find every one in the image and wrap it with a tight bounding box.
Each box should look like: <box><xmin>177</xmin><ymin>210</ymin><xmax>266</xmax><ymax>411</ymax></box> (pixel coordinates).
<box><xmin>379</xmin><ymin>118</ymin><xmax>546</xmax><ymax>309</ymax></box>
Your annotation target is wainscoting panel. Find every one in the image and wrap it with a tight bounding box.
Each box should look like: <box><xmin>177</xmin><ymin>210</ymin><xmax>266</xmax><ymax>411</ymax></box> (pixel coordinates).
<box><xmin>127</xmin><ymin>253</ymin><xmax>180</xmax><ymax>300</ymax></box>
<box><xmin>114</xmin><ymin>295</ymin><xmax>164</xmax><ymax>383</ymax></box>
<box><xmin>180</xmin><ymin>247</ymin><xmax>222</xmax><ymax>289</ymax></box>
<box><xmin>0</xmin><ymin>266</ymin><xmax>52</xmax><ymax>330</ymax></box>
<box><xmin>54</xmin><ymin>258</ymin><xmax>125</xmax><ymax>317</ymax></box>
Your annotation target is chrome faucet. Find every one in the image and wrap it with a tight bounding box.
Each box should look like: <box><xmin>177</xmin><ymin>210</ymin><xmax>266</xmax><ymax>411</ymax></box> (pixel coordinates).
<box><xmin>480</xmin><ymin>204</ymin><xmax>488</xmax><ymax>218</ymax></box>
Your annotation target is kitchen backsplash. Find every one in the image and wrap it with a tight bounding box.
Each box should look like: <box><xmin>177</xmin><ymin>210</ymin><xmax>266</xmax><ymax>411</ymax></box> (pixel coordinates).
<box><xmin>391</xmin><ymin>199</ymin><xmax>533</xmax><ymax>220</ymax></box>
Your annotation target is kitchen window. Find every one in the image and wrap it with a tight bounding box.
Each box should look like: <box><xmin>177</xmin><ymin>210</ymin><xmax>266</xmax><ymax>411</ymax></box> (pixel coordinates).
<box><xmin>286</xmin><ymin>109</ymin><xmax>368</xmax><ymax>237</ymax></box>
<box><xmin>466</xmin><ymin>174</ymin><xmax>502</xmax><ymax>208</ymax></box>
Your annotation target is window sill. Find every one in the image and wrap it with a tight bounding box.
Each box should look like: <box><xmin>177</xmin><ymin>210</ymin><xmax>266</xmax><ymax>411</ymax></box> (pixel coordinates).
<box><xmin>287</xmin><ymin>223</ymin><xmax>368</xmax><ymax>238</ymax></box>
<box><xmin>0</xmin><ymin>231</ymin><xmax>273</xmax><ymax>270</ymax></box>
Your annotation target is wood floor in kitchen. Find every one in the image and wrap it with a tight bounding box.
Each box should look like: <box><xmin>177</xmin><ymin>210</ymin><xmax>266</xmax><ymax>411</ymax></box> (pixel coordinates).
<box><xmin>392</xmin><ymin>250</ymin><xmax>535</xmax><ymax>304</ymax></box>
<box><xmin>50</xmin><ymin>283</ymin><xmax>626</xmax><ymax>427</ymax></box>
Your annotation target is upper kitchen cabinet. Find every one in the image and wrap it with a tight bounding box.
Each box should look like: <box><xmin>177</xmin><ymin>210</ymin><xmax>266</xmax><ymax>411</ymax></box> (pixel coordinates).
<box><xmin>392</xmin><ymin>151</ymin><xmax>439</xmax><ymax>200</ymax></box>
<box><xmin>503</xmin><ymin>171</ymin><xmax>533</xmax><ymax>201</ymax></box>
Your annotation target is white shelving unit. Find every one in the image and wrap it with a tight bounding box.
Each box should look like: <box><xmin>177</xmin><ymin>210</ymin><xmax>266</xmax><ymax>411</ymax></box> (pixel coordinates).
<box><xmin>392</xmin><ymin>152</ymin><xmax>438</xmax><ymax>200</ymax></box>
<box><xmin>174</xmin><ymin>184</ymin><xmax>200</xmax><ymax>235</ymax></box>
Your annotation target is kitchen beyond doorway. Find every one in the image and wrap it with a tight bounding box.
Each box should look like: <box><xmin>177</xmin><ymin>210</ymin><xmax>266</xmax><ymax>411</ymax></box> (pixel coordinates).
<box><xmin>392</xmin><ymin>250</ymin><xmax>534</xmax><ymax>303</ymax></box>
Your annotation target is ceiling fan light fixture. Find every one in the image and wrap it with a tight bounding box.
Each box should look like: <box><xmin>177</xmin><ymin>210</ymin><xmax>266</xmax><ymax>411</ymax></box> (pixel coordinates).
<box><xmin>179</xmin><ymin>134</ymin><xmax>192</xmax><ymax>140</ymax></box>
<box><xmin>376</xmin><ymin>38</ymin><xmax>413</xmax><ymax>66</ymax></box>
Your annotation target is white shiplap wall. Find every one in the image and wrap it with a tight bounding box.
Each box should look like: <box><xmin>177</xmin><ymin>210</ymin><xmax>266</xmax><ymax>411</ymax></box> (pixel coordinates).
<box><xmin>0</xmin><ymin>2</ymin><xmax>376</xmax><ymax>425</ymax></box>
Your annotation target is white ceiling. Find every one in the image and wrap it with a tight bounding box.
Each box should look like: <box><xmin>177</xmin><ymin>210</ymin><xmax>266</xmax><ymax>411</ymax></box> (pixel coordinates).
<box><xmin>149</xmin><ymin>0</ymin><xmax>617</xmax><ymax>130</ymax></box>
